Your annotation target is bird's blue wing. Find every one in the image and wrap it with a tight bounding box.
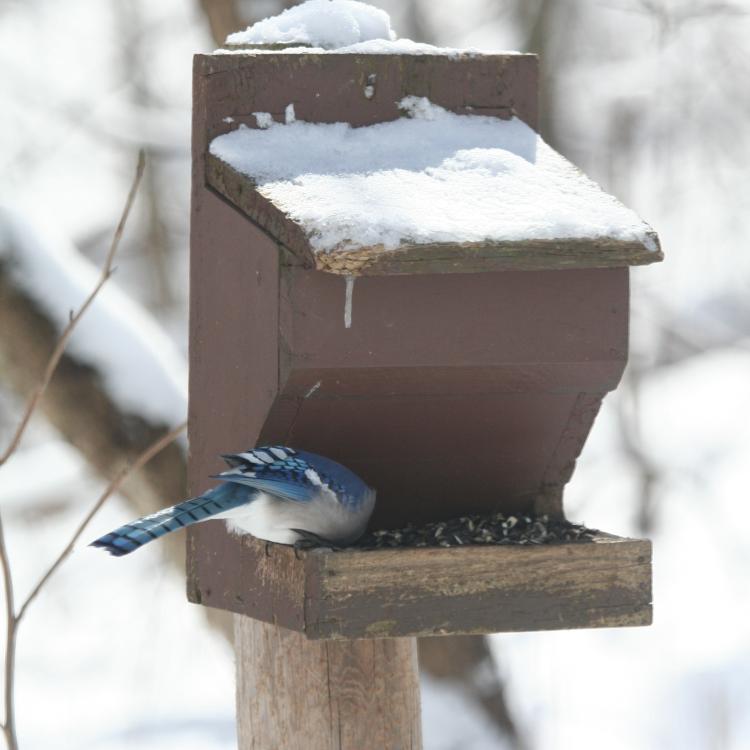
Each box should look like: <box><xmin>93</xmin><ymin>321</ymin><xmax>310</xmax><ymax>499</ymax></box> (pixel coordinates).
<box><xmin>212</xmin><ymin>446</ymin><xmax>320</xmax><ymax>503</ymax></box>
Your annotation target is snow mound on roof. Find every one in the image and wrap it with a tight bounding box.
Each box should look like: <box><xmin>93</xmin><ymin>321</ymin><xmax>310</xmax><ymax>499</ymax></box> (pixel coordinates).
<box><xmin>226</xmin><ymin>0</ymin><xmax>395</xmax><ymax>49</ymax></box>
<box><xmin>209</xmin><ymin>97</ymin><xmax>657</xmax><ymax>255</ymax></box>
<box><xmin>215</xmin><ymin>38</ymin><xmax>484</xmax><ymax>57</ymax></box>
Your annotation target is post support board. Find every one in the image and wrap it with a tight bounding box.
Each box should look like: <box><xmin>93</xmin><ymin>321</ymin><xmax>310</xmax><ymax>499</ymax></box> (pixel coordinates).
<box><xmin>235</xmin><ymin>617</ymin><xmax>422</xmax><ymax>749</ymax></box>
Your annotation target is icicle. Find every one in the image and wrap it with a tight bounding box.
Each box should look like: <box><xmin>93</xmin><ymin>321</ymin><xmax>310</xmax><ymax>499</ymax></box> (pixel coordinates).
<box><xmin>344</xmin><ymin>275</ymin><xmax>355</xmax><ymax>328</ymax></box>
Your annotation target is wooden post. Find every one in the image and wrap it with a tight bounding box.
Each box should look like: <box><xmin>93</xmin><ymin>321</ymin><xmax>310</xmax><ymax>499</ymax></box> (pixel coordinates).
<box><xmin>235</xmin><ymin>617</ymin><xmax>422</xmax><ymax>749</ymax></box>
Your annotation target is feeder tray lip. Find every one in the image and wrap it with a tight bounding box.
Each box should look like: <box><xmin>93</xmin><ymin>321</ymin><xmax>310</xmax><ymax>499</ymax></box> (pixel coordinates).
<box><xmin>187</xmin><ymin>526</ymin><xmax>653</xmax><ymax>640</ymax></box>
<box><xmin>206</xmin><ymin>98</ymin><xmax>662</xmax><ymax>276</ymax></box>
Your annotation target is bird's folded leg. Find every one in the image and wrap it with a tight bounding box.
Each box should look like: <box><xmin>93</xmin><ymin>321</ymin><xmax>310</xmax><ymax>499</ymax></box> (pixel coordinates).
<box><xmin>290</xmin><ymin>529</ymin><xmax>337</xmax><ymax>556</ymax></box>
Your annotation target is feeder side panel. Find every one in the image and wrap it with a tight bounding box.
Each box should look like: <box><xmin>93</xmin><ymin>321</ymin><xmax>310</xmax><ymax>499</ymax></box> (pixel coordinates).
<box><xmin>188</xmin><ymin>56</ymin><xmax>285</xmax><ymax>620</ymax></box>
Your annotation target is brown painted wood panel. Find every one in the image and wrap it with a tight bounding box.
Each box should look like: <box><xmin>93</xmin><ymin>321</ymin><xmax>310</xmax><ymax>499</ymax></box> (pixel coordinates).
<box><xmin>196</xmin><ymin>52</ymin><xmax>660</xmax><ymax>274</ymax></box>
<box><xmin>281</xmin><ymin>266</ymin><xmax>628</xmax><ymax>370</ymax></box>
<box><xmin>188</xmin><ymin>529</ymin><xmax>652</xmax><ymax>640</ymax></box>
<box><xmin>188</xmin><ymin>188</ymin><xmax>280</xmax><ymax>494</ymax></box>
<box><xmin>254</xmin><ymin>265</ymin><xmax>628</xmax><ymax>526</ymax></box>
<box><xmin>260</xmin><ymin>391</ymin><xmax>580</xmax><ymax>527</ymax></box>
<box><xmin>196</xmin><ymin>51</ymin><xmax>539</xmax><ymax>138</ymax></box>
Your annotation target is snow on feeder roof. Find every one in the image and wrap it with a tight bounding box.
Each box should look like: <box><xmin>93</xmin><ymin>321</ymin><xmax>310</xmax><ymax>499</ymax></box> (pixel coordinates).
<box><xmin>225</xmin><ymin>0</ymin><xmax>395</xmax><ymax>50</ymax></box>
<box><xmin>220</xmin><ymin>0</ymin><xmax>503</xmax><ymax>56</ymax></box>
<box><xmin>207</xmin><ymin>96</ymin><xmax>661</xmax><ymax>275</ymax></box>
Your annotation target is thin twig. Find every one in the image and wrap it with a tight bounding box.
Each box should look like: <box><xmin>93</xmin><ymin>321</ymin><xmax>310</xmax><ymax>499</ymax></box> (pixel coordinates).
<box><xmin>0</xmin><ymin>150</ymin><xmax>148</xmax><ymax>750</ymax></box>
<box><xmin>17</xmin><ymin>420</ymin><xmax>186</xmax><ymax>623</ymax></box>
<box><xmin>0</xmin><ymin>515</ymin><xmax>17</xmax><ymax>750</ymax></box>
<box><xmin>0</xmin><ymin>150</ymin><xmax>146</xmax><ymax>468</ymax></box>
<box><xmin>617</xmin><ymin>369</ymin><xmax>659</xmax><ymax>534</ymax></box>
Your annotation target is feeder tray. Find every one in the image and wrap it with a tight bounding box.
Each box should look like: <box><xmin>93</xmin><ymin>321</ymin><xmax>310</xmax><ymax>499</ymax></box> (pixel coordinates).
<box><xmin>187</xmin><ymin>527</ymin><xmax>651</xmax><ymax>640</ymax></box>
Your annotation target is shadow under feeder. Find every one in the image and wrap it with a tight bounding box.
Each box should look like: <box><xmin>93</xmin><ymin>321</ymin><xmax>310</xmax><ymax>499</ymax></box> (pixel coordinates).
<box><xmin>187</xmin><ymin>49</ymin><xmax>660</xmax><ymax>640</ymax></box>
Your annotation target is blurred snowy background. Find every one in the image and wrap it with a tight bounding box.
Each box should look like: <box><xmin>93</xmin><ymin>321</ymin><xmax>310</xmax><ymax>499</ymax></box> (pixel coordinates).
<box><xmin>1</xmin><ymin>1</ymin><xmax>750</xmax><ymax>748</ymax></box>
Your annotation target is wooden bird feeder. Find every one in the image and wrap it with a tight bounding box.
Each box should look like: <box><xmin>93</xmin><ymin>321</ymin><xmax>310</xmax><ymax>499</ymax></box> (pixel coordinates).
<box><xmin>187</xmin><ymin>50</ymin><xmax>660</xmax><ymax>642</ymax></box>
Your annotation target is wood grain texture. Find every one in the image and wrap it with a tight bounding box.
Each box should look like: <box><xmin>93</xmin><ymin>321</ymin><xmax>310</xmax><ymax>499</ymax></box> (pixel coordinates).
<box><xmin>188</xmin><ymin>529</ymin><xmax>652</xmax><ymax>639</ymax></box>
<box><xmin>235</xmin><ymin>616</ymin><xmax>422</xmax><ymax>750</ymax></box>
<box><xmin>207</xmin><ymin>155</ymin><xmax>663</xmax><ymax>275</ymax></box>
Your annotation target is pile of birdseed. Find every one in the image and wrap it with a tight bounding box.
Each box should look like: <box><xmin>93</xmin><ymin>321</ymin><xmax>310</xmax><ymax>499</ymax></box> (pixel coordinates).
<box><xmin>355</xmin><ymin>512</ymin><xmax>598</xmax><ymax>550</ymax></box>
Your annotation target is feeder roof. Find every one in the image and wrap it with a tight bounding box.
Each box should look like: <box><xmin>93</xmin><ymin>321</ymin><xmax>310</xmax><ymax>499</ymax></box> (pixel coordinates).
<box><xmin>207</xmin><ymin>97</ymin><xmax>662</xmax><ymax>275</ymax></box>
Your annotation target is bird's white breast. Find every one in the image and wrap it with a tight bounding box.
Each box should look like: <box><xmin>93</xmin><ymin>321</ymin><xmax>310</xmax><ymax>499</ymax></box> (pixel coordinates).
<box><xmin>222</xmin><ymin>491</ymin><xmax>371</xmax><ymax>546</ymax></box>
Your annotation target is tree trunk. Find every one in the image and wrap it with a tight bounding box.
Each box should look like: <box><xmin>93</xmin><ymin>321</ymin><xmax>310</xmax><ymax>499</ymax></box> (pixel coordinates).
<box><xmin>419</xmin><ymin>635</ymin><xmax>527</xmax><ymax>749</ymax></box>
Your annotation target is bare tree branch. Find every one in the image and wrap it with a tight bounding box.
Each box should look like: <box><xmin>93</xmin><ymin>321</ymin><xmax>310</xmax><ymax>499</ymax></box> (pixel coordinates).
<box><xmin>198</xmin><ymin>0</ymin><xmax>244</xmax><ymax>47</ymax></box>
<box><xmin>0</xmin><ymin>174</ymin><xmax>231</xmax><ymax>643</ymax></box>
<box><xmin>0</xmin><ymin>514</ymin><xmax>17</xmax><ymax>750</ymax></box>
<box><xmin>17</xmin><ymin>420</ymin><xmax>186</xmax><ymax>623</ymax></box>
<box><xmin>419</xmin><ymin>635</ymin><xmax>528</xmax><ymax>749</ymax></box>
<box><xmin>0</xmin><ymin>421</ymin><xmax>184</xmax><ymax>750</ymax></box>
<box><xmin>0</xmin><ymin>151</ymin><xmax>184</xmax><ymax>750</ymax></box>
<box><xmin>0</xmin><ymin>151</ymin><xmax>145</xmax><ymax>469</ymax></box>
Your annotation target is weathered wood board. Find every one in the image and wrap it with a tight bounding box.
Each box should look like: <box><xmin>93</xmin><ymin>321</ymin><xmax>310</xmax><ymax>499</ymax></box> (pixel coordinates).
<box><xmin>206</xmin><ymin>153</ymin><xmax>662</xmax><ymax>276</ymax></box>
<box><xmin>187</xmin><ymin>527</ymin><xmax>652</xmax><ymax>640</ymax></box>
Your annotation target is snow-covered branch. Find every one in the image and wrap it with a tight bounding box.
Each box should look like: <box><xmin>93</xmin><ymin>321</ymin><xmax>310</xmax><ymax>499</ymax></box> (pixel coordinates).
<box><xmin>0</xmin><ymin>192</ymin><xmax>235</xmax><ymax>652</ymax></box>
<box><xmin>0</xmin><ymin>153</ymin><xmax>146</xmax><ymax>467</ymax></box>
<box><xmin>0</xmin><ymin>205</ymin><xmax>188</xmax><ymax>526</ymax></box>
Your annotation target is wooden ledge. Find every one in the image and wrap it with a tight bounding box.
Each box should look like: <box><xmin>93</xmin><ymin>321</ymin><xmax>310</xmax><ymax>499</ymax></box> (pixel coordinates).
<box><xmin>187</xmin><ymin>526</ymin><xmax>652</xmax><ymax>639</ymax></box>
<box><xmin>206</xmin><ymin>154</ymin><xmax>662</xmax><ymax>276</ymax></box>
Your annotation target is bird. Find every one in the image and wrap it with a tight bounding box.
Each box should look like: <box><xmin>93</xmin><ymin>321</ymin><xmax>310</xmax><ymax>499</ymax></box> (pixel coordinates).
<box><xmin>90</xmin><ymin>446</ymin><xmax>376</xmax><ymax>556</ymax></box>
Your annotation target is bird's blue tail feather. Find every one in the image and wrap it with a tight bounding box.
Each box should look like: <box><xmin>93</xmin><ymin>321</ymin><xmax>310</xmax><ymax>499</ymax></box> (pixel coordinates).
<box><xmin>89</xmin><ymin>484</ymin><xmax>252</xmax><ymax>556</ymax></box>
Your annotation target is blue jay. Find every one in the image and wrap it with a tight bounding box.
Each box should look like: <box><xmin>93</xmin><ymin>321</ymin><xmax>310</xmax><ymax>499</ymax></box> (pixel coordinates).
<box><xmin>90</xmin><ymin>446</ymin><xmax>376</xmax><ymax>556</ymax></box>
